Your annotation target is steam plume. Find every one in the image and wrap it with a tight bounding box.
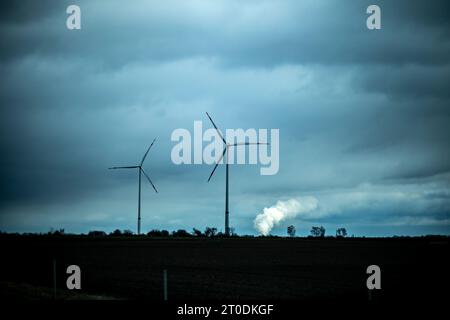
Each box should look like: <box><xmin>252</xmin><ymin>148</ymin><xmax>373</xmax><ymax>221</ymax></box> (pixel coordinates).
<box><xmin>254</xmin><ymin>197</ymin><xmax>318</xmax><ymax>235</ymax></box>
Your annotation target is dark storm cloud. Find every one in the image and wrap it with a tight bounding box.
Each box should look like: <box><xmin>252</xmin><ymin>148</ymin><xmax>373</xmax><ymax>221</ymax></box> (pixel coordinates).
<box><xmin>1</xmin><ymin>0</ymin><xmax>449</xmax><ymax>68</ymax></box>
<box><xmin>355</xmin><ymin>65</ymin><xmax>450</xmax><ymax>99</ymax></box>
<box><xmin>0</xmin><ymin>0</ymin><xmax>449</xmax><ymax>235</ymax></box>
<box><xmin>0</xmin><ymin>1</ymin><xmax>61</xmax><ymax>23</ymax></box>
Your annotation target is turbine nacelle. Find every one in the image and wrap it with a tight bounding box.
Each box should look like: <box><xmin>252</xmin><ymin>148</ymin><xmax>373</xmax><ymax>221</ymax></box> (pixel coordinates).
<box><xmin>205</xmin><ymin>113</ymin><xmax>269</xmax><ymax>182</ymax></box>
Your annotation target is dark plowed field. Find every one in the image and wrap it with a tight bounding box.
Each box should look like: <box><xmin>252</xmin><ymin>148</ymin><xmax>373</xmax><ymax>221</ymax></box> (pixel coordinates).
<box><xmin>0</xmin><ymin>236</ymin><xmax>448</xmax><ymax>302</ymax></box>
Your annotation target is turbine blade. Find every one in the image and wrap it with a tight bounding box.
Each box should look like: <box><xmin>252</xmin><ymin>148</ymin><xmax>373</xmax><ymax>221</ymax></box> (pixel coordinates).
<box><xmin>205</xmin><ymin>112</ymin><xmax>226</xmax><ymax>144</ymax></box>
<box><xmin>141</xmin><ymin>168</ymin><xmax>158</xmax><ymax>193</ymax></box>
<box><xmin>208</xmin><ymin>147</ymin><xmax>227</xmax><ymax>182</ymax></box>
<box><xmin>231</xmin><ymin>142</ymin><xmax>270</xmax><ymax>146</ymax></box>
<box><xmin>140</xmin><ymin>137</ymin><xmax>157</xmax><ymax>166</ymax></box>
<box><xmin>108</xmin><ymin>166</ymin><xmax>139</xmax><ymax>169</ymax></box>
<box><xmin>207</xmin><ymin>163</ymin><xmax>220</xmax><ymax>182</ymax></box>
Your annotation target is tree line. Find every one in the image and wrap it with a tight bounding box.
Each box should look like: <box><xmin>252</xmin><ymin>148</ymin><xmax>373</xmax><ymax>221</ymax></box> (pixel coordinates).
<box><xmin>37</xmin><ymin>226</ymin><xmax>349</xmax><ymax>238</ymax></box>
<box><xmin>287</xmin><ymin>225</ymin><xmax>348</xmax><ymax>238</ymax></box>
<box><xmin>87</xmin><ymin>227</ymin><xmax>236</xmax><ymax>238</ymax></box>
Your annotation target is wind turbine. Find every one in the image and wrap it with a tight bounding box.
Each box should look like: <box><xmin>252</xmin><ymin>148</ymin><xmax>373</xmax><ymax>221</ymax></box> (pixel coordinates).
<box><xmin>205</xmin><ymin>112</ymin><xmax>268</xmax><ymax>236</ymax></box>
<box><xmin>109</xmin><ymin>138</ymin><xmax>158</xmax><ymax>235</ymax></box>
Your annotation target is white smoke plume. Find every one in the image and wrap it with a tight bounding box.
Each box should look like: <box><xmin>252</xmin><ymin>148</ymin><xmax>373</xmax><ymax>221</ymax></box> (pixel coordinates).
<box><xmin>253</xmin><ymin>197</ymin><xmax>319</xmax><ymax>235</ymax></box>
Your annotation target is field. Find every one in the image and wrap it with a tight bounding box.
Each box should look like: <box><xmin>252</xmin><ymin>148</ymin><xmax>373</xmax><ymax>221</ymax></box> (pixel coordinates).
<box><xmin>0</xmin><ymin>235</ymin><xmax>448</xmax><ymax>302</ymax></box>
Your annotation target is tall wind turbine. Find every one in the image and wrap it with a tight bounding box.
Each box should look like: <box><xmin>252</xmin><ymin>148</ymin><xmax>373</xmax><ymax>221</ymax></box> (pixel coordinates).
<box><xmin>109</xmin><ymin>138</ymin><xmax>158</xmax><ymax>235</ymax></box>
<box><xmin>205</xmin><ymin>112</ymin><xmax>268</xmax><ymax>236</ymax></box>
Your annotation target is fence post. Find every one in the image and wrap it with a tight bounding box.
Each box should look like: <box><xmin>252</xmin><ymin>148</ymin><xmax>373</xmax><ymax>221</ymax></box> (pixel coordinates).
<box><xmin>53</xmin><ymin>259</ymin><xmax>57</xmax><ymax>300</ymax></box>
<box><xmin>163</xmin><ymin>269</ymin><xmax>168</xmax><ymax>301</ymax></box>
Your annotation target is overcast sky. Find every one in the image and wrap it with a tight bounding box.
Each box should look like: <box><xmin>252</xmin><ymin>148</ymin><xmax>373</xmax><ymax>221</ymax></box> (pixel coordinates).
<box><xmin>1</xmin><ymin>0</ymin><xmax>449</xmax><ymax>236</ymax></box>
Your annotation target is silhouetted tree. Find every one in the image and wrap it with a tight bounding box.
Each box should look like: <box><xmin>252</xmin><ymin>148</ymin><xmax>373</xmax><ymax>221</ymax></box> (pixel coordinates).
<box><xmin>192</xmin><ymin>228</ymin><xmax>203</xmax><ymax>237</ymax></box>
<box><xmin>172</xmin><ymin>229</ymin><xmax>191</xmax><ymax>237</ymax></box>
<box><xmin>336</xmin><ymin>228</ymin><xmax>347</xmax><ymax>237</ymax></box>
<box><xmin>147</xmin><ymin>229</ymin><xmax>163</xmax><ymax>237</ymax></box>
<box><xmin>48</xmin><ymin>228</ymin><xmax>65</xmax><ymax>236</ymax></box>
<box><xmin>123</xmin><ymin>229</ymin><xmax>134</xmax><ymax>236</ymax></box>
<box><xmin>204</xmin><ymin>227</ymin><xmax>217</xmax><ymax>238</ymax></box>
<box><xmin>310</xmin><ymin>226</ymin><xmax>325</xmax><ymax>237</ymax></box>
<box><xmin>161</xmin><ymin>230</ymin><xmax>169</xmax><ymax>237</ymax></box>
<box><xmin>88</xmin><ymin>230</ymin><xmax>107</xmax><ymax>237</ymax></box>
<box><xmin>287</xmin><ymin>225</ymin><xmax>296</xmax><ymax>237</ymax></box>
<box><xmin>111</xmin><ymin>229</ymin><xmax>122</xmax><ymax>236</ymax></box>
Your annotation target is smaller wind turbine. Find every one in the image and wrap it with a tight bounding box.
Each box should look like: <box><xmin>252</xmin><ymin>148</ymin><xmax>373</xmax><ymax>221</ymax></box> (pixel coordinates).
<box><xmin>109</xmin><ymin>138</ymin><xmax>158</xmax><ymax>235</ymax></box>
<box><xmin>206</xmin><ymin>112</ymin><xmax>268</xmax><ymax>236</ymax></box>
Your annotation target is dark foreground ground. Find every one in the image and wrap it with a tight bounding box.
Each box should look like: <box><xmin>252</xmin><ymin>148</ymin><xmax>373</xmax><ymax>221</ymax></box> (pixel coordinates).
<box><xmin>0</xmin><ymin>235</ymin><xmax>448</xmax><ymax>302</ymax></box>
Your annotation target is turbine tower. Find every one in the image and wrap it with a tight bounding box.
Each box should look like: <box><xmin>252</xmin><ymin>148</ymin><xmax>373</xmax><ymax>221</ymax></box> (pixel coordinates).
<box><xmin>109</xmin><ymin>138</ymin><xmax>158</xmax><ymax>235</ymax></box>
<box><xmin>205</xmin><ymin>112</ymin><xmax>268</xmax><ymax>236</ymax></box>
